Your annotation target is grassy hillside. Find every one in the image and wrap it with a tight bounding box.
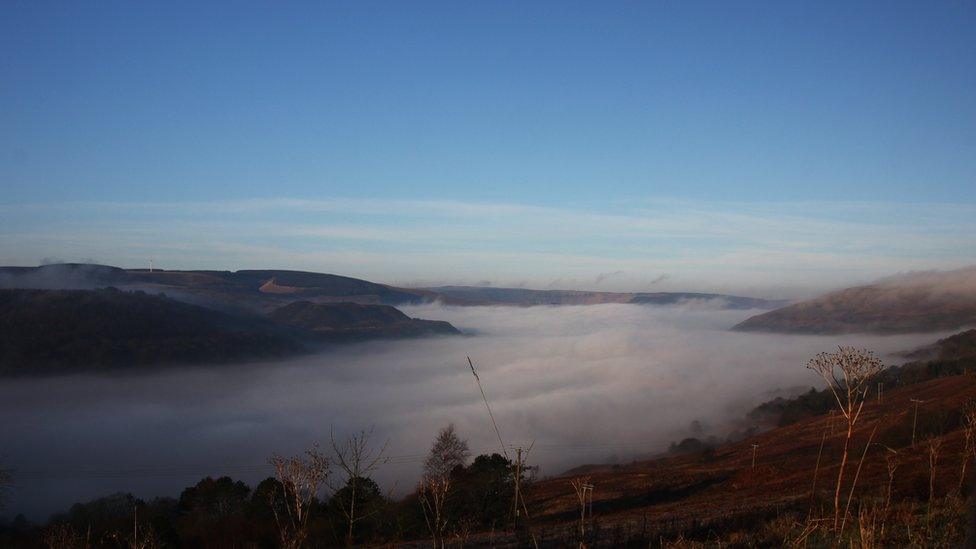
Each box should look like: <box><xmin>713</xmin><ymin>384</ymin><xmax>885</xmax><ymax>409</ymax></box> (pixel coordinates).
<box><xmin>747</xmin><ymin>329</ymin><xmax>976</xmax><ymax>429</ymax></box>
<box><xmin>502</xmin><ymin>373</ymin><xmax>976</xmax><ymax>547</ymax></box>
<box><xmin>734</xmin><ymin>267</ymin><xmax>976</xmax><ymax>334</ymax></box>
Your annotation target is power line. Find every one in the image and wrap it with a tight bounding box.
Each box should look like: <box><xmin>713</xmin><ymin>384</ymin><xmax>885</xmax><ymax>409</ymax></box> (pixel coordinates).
<box><xmin>468</xmin><ymin>356</ymin><xmax>510</xmax><ymax>460</ymax></box>
<box><xmin>11</xmin><ymin>441</ymin><xmax>669</xmax><ymax>481</ymax></box>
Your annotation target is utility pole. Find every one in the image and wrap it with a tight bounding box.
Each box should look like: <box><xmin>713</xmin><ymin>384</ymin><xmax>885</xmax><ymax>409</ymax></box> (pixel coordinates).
<box><xmin>911</xmin><ymin>398</ymin><xmax>924</xmax><ymax>447</ymax></box>
<box><xmin>878</xmin><ymin>382</ymin><xmax>883</xmax><ymax>404</ymax></box>
<box><xmin>751</xmin><ymin>443</ymin><xmax>759</xmax><ymax>469</ymax></box>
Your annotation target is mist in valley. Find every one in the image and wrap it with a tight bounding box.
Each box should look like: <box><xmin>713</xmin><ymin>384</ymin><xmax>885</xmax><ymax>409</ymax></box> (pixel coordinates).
<box><xmin>0</xmin><ymin>302</ymin><xmax>951</xmax><ymax>520</ymax></box>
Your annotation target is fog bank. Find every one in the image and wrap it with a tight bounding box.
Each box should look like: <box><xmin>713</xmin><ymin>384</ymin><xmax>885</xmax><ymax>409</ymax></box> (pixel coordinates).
<box><xmin>0</xmin><ymin>303</ymin><xmax>947</xmax><ymax>520</ymax></box>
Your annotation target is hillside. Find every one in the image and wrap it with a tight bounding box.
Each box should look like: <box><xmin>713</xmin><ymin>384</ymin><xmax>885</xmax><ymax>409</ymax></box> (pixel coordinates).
<box><xmin>734</xmin><ymin>267</ymin><xmax>976</xmax><ymax>334</ymax></box>
<box><xmin>0</xmin><ymin>288</ymin><xmax>303</xmax><ymax>375</ymax></box>
<box><xmin>491</xmin><ymin>373</ymin><xmax>976</xmax><ymax>546</ymax></box>
<box><xmin>0</xmin><ymin>264</ymin><xmax>435</xmax><ymax>312</ymax></box>
<box><xmin>904</xmin><ymin>329</ymin><xmax>976</xmax><ymax>361</ymax></box>
<box><xmin>424</xmin><ymin>285</ymin><xmax>784</xmax><ymax>309</ymax></box>
<box><xmin>0</xmin><ymin>264</ymin><xmax>788</xmax><ymax>312</ymax></box>
<box><xmin>269</xmin><ymin>301</ymin><xmax>460</xmax><ymax>342</ymax></box>
<box><xmin>414</xmin><ymin>332</ymin><xmax>976</xmax><ymax>546</ymax></box>
<box><xmin>747</xmin><ymin>329</ymin><xmax>976</xmax><ymax>430</ymax></box>
<box><xmin>0</xmin><ymin>289</ymin><xmax>462</xmax><ymax>375</ymax></box>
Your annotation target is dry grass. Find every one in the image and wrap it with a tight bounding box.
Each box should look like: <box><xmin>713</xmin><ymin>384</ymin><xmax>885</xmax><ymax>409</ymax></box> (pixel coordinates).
<box><xmin>512</xmin><ymin>374</ymin><xmax>976</xmax><ymax>547</ymax></box>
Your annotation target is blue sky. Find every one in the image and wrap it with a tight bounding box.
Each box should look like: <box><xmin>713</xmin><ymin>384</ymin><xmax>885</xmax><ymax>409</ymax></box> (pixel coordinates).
<box><xmin>2</xmin><ymin>2</ymin><xmax>975</xmax><ymax>295</ymax></box>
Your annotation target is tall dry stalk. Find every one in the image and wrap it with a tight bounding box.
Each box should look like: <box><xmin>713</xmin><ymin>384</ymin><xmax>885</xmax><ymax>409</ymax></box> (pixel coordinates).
<box><xmin>268</xmin><ymin>445</ymin><xmax>331</xmax><ymax>549</ymax></box>
<box><xmin>808</xmin><ymin>427</ymin><xmax>828</xmax><ymax>516</ymax></box>
<box><xmin>806</xmin><ymin>346</ymin><xmax>886</xmax><ymax>530</ymax></box>
<box><xmin>570</xmin><ymin>476</ymin><xmax>593</xmax><ymax>547</ymax></box>
<box><xmin>927</xmin><ymin>437</ymin><xmax>942</xmax><ymax>505</ymax></box>
<box><xmin>839</xmin><ymin>417</ymin><xmax>882</xmax><ymax>536</ymax></box>
<box><xmin>880</xmin><ymin>446</ymin><xmax>899</xmax><ymax>539</ymax></box>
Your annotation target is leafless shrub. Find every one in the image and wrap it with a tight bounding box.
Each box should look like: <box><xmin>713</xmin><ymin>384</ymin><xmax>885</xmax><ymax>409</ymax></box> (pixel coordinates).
<box><xmin>419</xmin><ymin>475</ymin><xmax>451</xmax><ymax>549</ymax></box>
<box><xmin>877</xmin><ymin>446</ymin><xmax>899</xmax><ymax>539</ymax></box>
<box><xmin>454</xmin><ymin>516</ymin><xmax>475</xmax><ymax>548</ymax></box>
<box><xmin>329</xmin><ymin>426</ymin><xmax>388</xmax><ymax>547</ymax></box>
<box><xmin>882</xmin><ymin>448</ymin><xmax>898</xmax><ymax>513</ymax></box>
<box><xmin>806</xmin><ymin>346</ymin><xmax>885</xmax><ymax>529</ymax></box>
<box><xmin>105</xmin><ymin>523</ymin><xmax>161</xmax><ymax>549</ymax></box>
<box><xmin>268</xmin><ymin>445</ymin><xmax>331</xmax><ymax>549</ymax></box>
<box><xmin>959</xmin><ymin>402</ymin><xmax>976</xmax><ymax>493</ymax></box>
<box><xmin>856</xmin><ymin>503</ymin><xmax>882</xmax><ymax>549</ymax></box>
<box><xmin>44</xmin><ymin>523</ymin><xmax>81</xmax><ymax>549</ymax></box>
<box><xmin>787</xmin><ymin>517</ymin><xmax>824</xmax><ymax>547</ymax></box>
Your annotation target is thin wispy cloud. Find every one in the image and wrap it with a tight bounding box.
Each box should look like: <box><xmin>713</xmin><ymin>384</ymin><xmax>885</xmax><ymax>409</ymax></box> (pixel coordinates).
<box><xmin>1</xmin><ymin>198</ymin><xmax>974</xmax><ymax>297</ymax></box>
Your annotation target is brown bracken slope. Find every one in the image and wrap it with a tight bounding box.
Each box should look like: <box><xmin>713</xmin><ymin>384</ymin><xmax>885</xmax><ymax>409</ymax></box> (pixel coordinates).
<box><xmin>445</xmin><ymin>373</ymin><xmax>976</xmax><ymax>547</ymax></box>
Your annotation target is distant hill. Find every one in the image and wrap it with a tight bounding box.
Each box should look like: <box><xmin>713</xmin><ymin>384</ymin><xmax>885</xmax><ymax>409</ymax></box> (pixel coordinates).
<box><xmin>901</xmin><ymin>328</ymin><xmax>976</xmax><ymax>361</ymax></box>
<box><xmin>269</xmin><ymin>301</ymin><xmax>460</xmax><ymax>342</ymax></box>
<box><xmin>423</xmin><ymin>286</ymin><xmax>784</xmax><ymax>309</ymax></box>
<box><xmin>733</xmin><ymin>267</ymin><xmax>976</xmax><ymax>334</ymax></box>
<box><xmin>0</xmin><ymin>288</ymin><xmax>462</xmax><ymax>375</ymax></box>
<box><xmin>0</xmin><ymin>264</ymin><xmax>785</xmax><ymax>311</ymax></box>
<box><xmin>0</xmin><ymin>288</ymin><xmax>303</xmax><ymax>375</ymax></box>
<box><xmin>0</xmin><ymin>264</ymin><xmax>439</xmax><ymax>312</ymax></box>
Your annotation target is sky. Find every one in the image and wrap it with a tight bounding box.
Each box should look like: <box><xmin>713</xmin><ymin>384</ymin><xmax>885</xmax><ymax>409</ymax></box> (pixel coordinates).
<box><xmin>2</xmin><ymin>2</ymin><xmax>975</xmax><ymax>296</ymax></box>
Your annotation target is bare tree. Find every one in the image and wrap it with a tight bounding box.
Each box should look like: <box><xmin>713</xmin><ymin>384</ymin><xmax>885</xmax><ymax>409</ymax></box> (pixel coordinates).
<box><xmin>268</xmin><ymin>445</ymin><xmax>331</xmax><ymax>549</ymax></box>
<box><xmin>419</xmin><ymin>425</ymin><xmax>470</xmax><ymax>548</ymax></box>
<box><xmin>330</xmin><ymin>427</ymin><xmax>388</xmax><ymax>547</ymax></box>
<box><xmin>806</xmin><ymin>346</ymin><xmax>885</xmax><ymax>529</ymax></box>
<box><xmin>423</xmin><ymin>424</ymin><xmax>470</xmax><ymax>479</ymax></box>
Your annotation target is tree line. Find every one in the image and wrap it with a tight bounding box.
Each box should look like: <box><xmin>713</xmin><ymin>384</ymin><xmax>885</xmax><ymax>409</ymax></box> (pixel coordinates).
<box><xmin>0</xmin><ymin>426</ymin><xmax>524</xmax><ymax>548</ymax></box>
